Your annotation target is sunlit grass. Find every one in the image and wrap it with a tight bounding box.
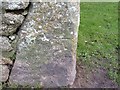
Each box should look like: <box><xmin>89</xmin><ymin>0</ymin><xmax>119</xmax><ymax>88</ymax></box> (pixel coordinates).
<box><xmin>77</xmin><ymin>2</ymin><xmax>119</xmax><ymax>84</ymax></box>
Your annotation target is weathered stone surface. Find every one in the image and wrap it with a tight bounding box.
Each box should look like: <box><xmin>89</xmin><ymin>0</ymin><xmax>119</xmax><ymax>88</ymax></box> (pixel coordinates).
<box><xmin>0</xmin><ymin>65</ymin><xmax>9</xmax><ymax>82</ymax></box>
<box><xmin>2</xmin><ymin>50</ymin><xmax>16</xmax><ymax>60</ymax></box>
<box><xmin>10</xmin><ymin>2</ymin><xmax>80</xmax><ymax>87</ymax></box>
<box><xmin>0</xmin><ymin>36</ymin><xmax>13</xmax><ymax>51</ymax></box>
<box><xmin>0</xmin><ymin>36</ymin><xmax>17</xmax><ymax>60</ymax></box>
<box><xmin>0</xmin><ymin>56</ymin><xmax>12</xmax><ymax>65</ymax></box>
<box><xmin>9</xmin><ymin>35</ymin><xmax>19</xmax><ymax>50</ymax></box>
<box><xmin>0</xmin><ymin>57</ymin><xmax>10</xmax><ymax>82</ymax></box>
<box><xmin>0</xmin><ymin>13</ymin><xmax>24</xmax><ymax>36</ymax></box>
<box><xmin>2</xmin><ymin>0</ymin><xmax>29</xmax><ymax>10</ymax></box>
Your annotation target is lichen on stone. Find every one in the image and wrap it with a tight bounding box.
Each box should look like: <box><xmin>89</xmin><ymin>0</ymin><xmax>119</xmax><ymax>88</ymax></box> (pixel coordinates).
<box><xmin>0</xmin><ymin>13</ymin><xmax>24</xmax><ymax>36</ymax></box>
<box><xmin>3</xmin><ymin>2</ymin><xmax>80</xmax><ymax>87</ymax></box>
<box><xmin>2</xmin><ymin>0</ymin><xmax>29</xmax><ymax>10</ymax></box>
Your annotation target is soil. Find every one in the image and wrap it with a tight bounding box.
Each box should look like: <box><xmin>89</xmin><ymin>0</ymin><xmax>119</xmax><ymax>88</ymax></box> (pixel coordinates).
<box><xmin>71</xmin><ymin>62</ymin><xmax>118</xmax><ymax>88</ymax></box>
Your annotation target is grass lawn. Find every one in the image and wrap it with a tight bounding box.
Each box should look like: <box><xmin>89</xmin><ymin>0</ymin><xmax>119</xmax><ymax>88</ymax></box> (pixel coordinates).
<box><xmin>77</xmin><ymin>2</ymin><xmax>119</xmax><ymax>85</ymax></box>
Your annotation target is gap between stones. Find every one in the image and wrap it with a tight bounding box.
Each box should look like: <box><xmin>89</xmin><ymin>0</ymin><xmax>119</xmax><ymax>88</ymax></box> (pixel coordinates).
<box><xmin>2</xmin><ymin>2</ymin><xmax>32</xmax><ymax>86</ymax></box>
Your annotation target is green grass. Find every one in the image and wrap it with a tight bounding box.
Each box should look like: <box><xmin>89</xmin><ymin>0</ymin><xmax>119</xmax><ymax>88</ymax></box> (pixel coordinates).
<box><xmin>77</xmin><ymin>2</ymin><xmax>119</xmax><ymax>84</ymax></box>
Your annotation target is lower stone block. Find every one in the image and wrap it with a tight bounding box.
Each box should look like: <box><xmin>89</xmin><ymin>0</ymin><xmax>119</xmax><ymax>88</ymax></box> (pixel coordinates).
<box><xmin>9</xmin><ymin>2</ymin><xmax>80</xmax><ymax>87</ymax></box>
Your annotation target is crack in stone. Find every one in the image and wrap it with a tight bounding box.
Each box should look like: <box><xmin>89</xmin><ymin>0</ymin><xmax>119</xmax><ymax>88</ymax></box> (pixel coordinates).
<box><xmin>8</xmin><ymin>2</ymin><xmax>32</xmax><ymax>84</ymax></box>
<box><xmin>1</xmin><ymin>2</ymin><xmax>80</xmax><ymax>88</ymax></box>
<box><xmin>1</xmin><ymin>2</ymin><xmax>32</xmax><ymax>86</ymax></box>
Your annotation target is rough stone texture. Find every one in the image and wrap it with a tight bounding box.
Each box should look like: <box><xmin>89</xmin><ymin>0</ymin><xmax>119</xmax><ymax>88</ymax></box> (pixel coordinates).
<box><xmin>0</xmin><ymin>57</ymin><xmax>12</xmax><ymax>65</ymax></box>
<box><xmin>0</xmin><ymin>57</ymin><xmax>11</xmax><ymax>82</ymax></box>
<box><xmin>10</xmin><ymin>2</ymin><xmax>80</xmax><ymax>87</ymax></box>
<box><xmin>0</xmin><ymin>13</ymin><xmax>24</xmax><ymax>36</ymax></box>
<box><xmin>0</xmin><ymin>36</ymin><xmax>13</xmax><ymax>52</ymax></box>
<box><xmin>0</xmin><ymin>36</ymin><xmax>16</xmax><ymax>59</ymax></box>
<box><xmin>2</xmin><ymin>0</ymin><xmax>29</xmax><ymax>10</ymax></box>
<box><xmin>0</xmin><ymin>65</ymin><xmax>9</xmax><ymax>82</ymax></box>
<box><xmin>0</xmin><ymin>1</ymin><xmax>22</xmax><ymax>83</ymax></box>
<box><xmin>9</xmin><ymin>35</ymin><xmax>19</xmax><ymax>50</ymax></box>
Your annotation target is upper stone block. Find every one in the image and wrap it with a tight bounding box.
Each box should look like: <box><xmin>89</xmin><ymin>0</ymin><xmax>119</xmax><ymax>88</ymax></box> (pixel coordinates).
<box><xmin>0</xmin><ymin>13</ymin><xmax>24</xmax><ymax>36</ymax></box>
